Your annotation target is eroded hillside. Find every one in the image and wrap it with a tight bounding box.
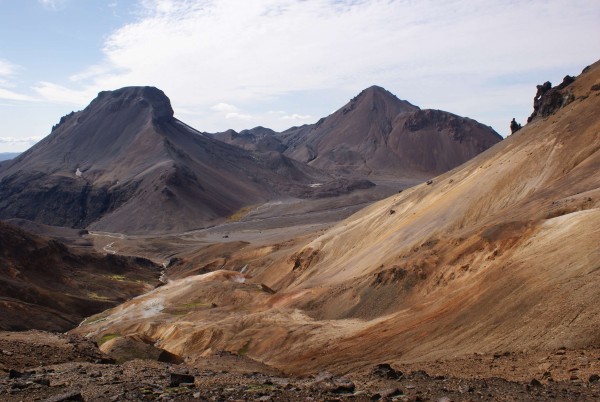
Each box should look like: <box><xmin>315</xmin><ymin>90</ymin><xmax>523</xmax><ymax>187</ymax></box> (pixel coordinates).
<box><xmin>73</xmin><ymin>61</ymin><xmax>600</xmax><ymax>377</ymax></box>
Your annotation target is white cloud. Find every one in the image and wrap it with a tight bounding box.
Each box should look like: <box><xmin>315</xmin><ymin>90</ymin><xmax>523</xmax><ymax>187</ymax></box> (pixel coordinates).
<box><xmin>38</xmin><ymin>0</ymin><xmax>68</xmax><ymax>10</ymax></box>
<box><xmin>0</xmin><ymin>88</ymin><xmax>36</xmax><ymax>102</ymax></box>
<box><xmin>31</xmin><ymin>0</ymin><xmax>600</xmax><ymax>134</ymax></box>
<box><xmin>32</xmin><ymin>82</ymin><xmax>95</xmax><ymax>105</ymax></box>
<box><xmin>281</xmin><ymin>113</ymin><xmax>312</xmax><ymax>121</ymax></box>
<box><xmin>0</xmin><ymin>136</ymin><xmax>42</xmax><ymax>152</ymax></box>
<box><xmin>225</xmin><ymin>112</ymin><xmax>253</xmax><ymax>120</ymax></box>
<box><xmin>0</xmin><ymin>136</ymin><xmax>42</xmax><ymax>144</ymax></box>
<box><xmin>211</xmin><ymin>102</ymin><xmax>238</xmax><ymax>113</ymax></box>
<box><xmin>0</xmin><ymin>60</ymin><xmax>17</xmax><ymax>77</ymax></box>
<box><xmin>0</xmin><ymin>59</ymin><xmax>36</xmax><ymax>102</ymax></box>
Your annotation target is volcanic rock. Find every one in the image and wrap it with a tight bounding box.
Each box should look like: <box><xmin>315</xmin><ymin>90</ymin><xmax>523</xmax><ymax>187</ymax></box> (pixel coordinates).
<box><xmin>527</xmin><ymin>76</ymin><xmax>577</xmax><ymax>122</ymax></box>
<box><xmin>169</xmin><ymin>373</ymin><xmax>195</xmax><ymax>387</ymax></box>
<box><xmin>313</xmin><ymin>372</ymin><xmax>355</xmax><ymax>394</ymax></box>
<box><xmin>0</xmin><ymin>87</ymin><xmax>354</xmax><ymax>234</ymax></box>
<box><xmin>279</xmin><ymin>85</ymin><xmax>502</xmax><ymax>177</ymax></box>
<box><xmin>510</xmin><ymin>118</ymin><xmax>522</xmax><ymax>134</ymax></box>
<box><xmin>371</xmin><ymin>363</ymin><xmax>403</xmax><ymax>380</ymax></box>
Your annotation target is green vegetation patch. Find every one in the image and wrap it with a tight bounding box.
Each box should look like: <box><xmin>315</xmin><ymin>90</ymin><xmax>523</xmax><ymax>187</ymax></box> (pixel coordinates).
<box><xmin>106</xmin><ymin>274</ymin><xmax>127</xmax><ymax>281</ymax></box>
<box><xmin>87</xmin><ymin>292</ymin><xmax>111</xmax><ymax>301</ymax></box>
<box><xmin>227</xmin><ymin>205</ymin><xmax>257</xmax><ymax>222</ymax></box>
<box><xmin>244</xmin><ymin>383</ymin><xmax>275</xmax><ymax>393</ymax></box>
<box><xmin>97</xmin><ymin>333</ymin><xmax>120</xmax><ymax>346</ymax></box>
<box><xmin>237</xmin><ymin>339</ymin><xmax>251</xmax><ymax>356</ymax></box>
<box><xmin>163</xmin><ymin>300</ymin><xmax>212</xmax><ymax>315</ymax></box>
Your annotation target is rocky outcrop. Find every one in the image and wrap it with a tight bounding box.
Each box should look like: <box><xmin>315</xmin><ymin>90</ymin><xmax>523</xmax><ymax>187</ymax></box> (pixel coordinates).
<box><xmin>510</xmin><ymin>118</ymin><xmax>522</xmax><ymax>134</ymax></box>
<box><xmin>91</xmin><ymin>86</ymin><xmax>174</xmax><ymax>123</ymax></box>
<box><xmin>527</xmin><ymin>76</ymin><xmax>576</xmax><ymax>122</ymax></box>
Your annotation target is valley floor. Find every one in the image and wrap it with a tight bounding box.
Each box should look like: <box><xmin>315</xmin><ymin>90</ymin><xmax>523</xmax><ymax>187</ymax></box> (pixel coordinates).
<box><xmin>1</xmin><ymin>331</ymin><xmax>599</xmax><ymax>401</ymax></box>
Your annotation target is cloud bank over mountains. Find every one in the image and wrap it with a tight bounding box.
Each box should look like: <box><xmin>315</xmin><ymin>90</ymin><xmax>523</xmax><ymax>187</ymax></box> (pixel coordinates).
<box><xmin>0</xmin><ymin>0</ymin><xmax>599</xmax><ymax>151</ymax></box>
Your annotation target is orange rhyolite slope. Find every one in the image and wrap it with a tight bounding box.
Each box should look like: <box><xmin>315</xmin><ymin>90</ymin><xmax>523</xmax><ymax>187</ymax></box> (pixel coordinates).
<box><xmin>76</xmin><ymin>61</ymin><xmax>600</xmax><ymax>374</ymax></box>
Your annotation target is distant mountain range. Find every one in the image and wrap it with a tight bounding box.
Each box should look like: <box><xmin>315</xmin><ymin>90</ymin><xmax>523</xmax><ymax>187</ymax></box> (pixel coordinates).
<box><xmin>214</xmin><ymin>85</ymin><xmax>502</xmax><ymax>178</ymax></box>
<box><xmin>0</xmin><ymin>152</ymin><xmax>19</xmax><ymax>161</ymax></box>
<box><xmin>0</xmin><ymin>87</ymin><xmax>370</xmax><ymax>234</ymax></box>
<box><xmin>0</xmin><ymin>85</ymin><xmax>500</xmax><ymax>234</ymax></box>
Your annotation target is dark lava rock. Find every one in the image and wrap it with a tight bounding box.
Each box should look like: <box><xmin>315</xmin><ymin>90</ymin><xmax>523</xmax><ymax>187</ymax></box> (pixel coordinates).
<box><xmin>510</xmin><ymin>118</ymin><xmax>522</xmax><ymax>134</ymax></box>
<box><xmin>43</xmin><ymin>390</ymin><xmax>85</xmax><ymax>402</ymax></box>
<box><xmin>410</xmin><ymin>370</ymin><xmax>430</xmax><ymax>380</ymax></box>
<box><xmin>158</xmin><ymin>350</ymin><xmax>184</xmax><ymax>364</ymax></box>
<box><xmin>314</xmin><ymin>372</ymin><xmax>356</xmax><ymax>394</ymax></box>
<box><xmin>371</xmin><ymin>363</ymin><xmax>403</xmax><ymax>380</ymax></box>
<box><xmin>528</xmin><ymin>76</ymin><xmax>576</xmax><ymax>123</ymax></box>
<box><xmin>170</xmin><ymin>372</ymin><xmax>195</xmax><ymax>387</ymax></box>
<box><xmin>530</xmin><ymin>378</ymin><xmax>542</xmax><ymax>387</ymax></box>
<box><xmin>34</xmin><ymin>377</ymin><xmax>51</xmax><ymax>386</ymax></box>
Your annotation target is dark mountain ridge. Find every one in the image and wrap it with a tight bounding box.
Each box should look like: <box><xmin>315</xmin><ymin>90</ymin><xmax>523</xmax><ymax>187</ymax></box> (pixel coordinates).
<box><xmin>213</xmin><ymin>85</ymin><xmax>503</xmax><ymax>178</ymax></box>
<box><xmin>0</xmin><ymin>87</ymin><xmax>362</xmax><ymax>234</ymax></box>
<box><xmin>213</xmin><ymin>126</ymin><xmax>285</xmax><ymax>153</ymax></box>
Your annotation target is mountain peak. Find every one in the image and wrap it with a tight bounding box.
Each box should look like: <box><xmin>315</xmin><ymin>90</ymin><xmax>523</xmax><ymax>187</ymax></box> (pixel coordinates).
<box><xmin>362</xmin><ymin>84</ymin><xmax>388</xmax><ymax>93</ymax></box>
<box><xmin>91</xmin><ymin>86</ymin><xmax>174</xmax><ymax>122</ymax></box>
<box><xmin>347</xmin><ymin>85</ymin><xmax>418</xmax><ymax>113</ymax></box>
<box><xmin>358</xmin><ymin>85</ymin><xmax>399</xmax><ymax>99</ymax></box>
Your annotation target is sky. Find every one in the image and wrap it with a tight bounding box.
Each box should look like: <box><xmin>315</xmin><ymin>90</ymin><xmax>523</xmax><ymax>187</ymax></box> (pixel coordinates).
<box><xmin>0</xmin><ymin>0</ymin><xmax>599</xmax><ymax>152</ymax></box>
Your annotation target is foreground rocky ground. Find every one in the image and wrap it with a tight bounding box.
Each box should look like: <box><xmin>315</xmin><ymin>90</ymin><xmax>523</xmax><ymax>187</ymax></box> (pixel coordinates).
<box><xmin>1</xmin><ymin>331</ymin><xmax>599</xmax><ymax>401</ymax></box>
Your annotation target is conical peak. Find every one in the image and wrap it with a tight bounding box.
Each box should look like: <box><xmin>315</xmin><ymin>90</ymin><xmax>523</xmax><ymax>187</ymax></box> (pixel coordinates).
<box><xmin>92</xmin><ymin>86</ymin><xmax>174</xmax><ymax>122</ymax></box>
<box><xmin>356</xmin><ymin>85</ymin><xmax>398</xmax><ymax>100</ymax></box>
<box><xmin>362</xmin><ymin>85</ymin><xmax>389</xmax><ymax>94</ymax></box>
<box><xmin>342</xmin><ymin>85</ymin><xmax>418</xmax><ymax>116</ymax></box>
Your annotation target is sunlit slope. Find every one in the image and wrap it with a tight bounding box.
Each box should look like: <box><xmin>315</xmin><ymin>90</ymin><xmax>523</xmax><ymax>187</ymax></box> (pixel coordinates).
<box><xmin>76</xmin><ymin>61</ymin><xmax>600</xmax><ymax>374</ymax></box>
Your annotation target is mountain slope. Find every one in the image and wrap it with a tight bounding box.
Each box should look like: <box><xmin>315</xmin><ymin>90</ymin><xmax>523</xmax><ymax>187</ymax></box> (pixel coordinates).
<box><xmin>75</xmin><ymin>60</ymin><xmax>600</xmax><ymax>374</ymax></box>
<box><xmin>0</xmin><ymin>87</ymin><xmax>355</xmax><ymax>234</ymax></box>
<box><xmin>280</xmin><ymin>85</ymin><xmax>502</xmax><ymax>177</ymax></box>
<box><xmin>265</xmin><ymin>60</ymin><xmax>600</xmax><ymax>370</ymax></box>
<box><xmin>0</xmin><ymin>221</ymin><xmax>160</xmax><ymax>332</ymax></box>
